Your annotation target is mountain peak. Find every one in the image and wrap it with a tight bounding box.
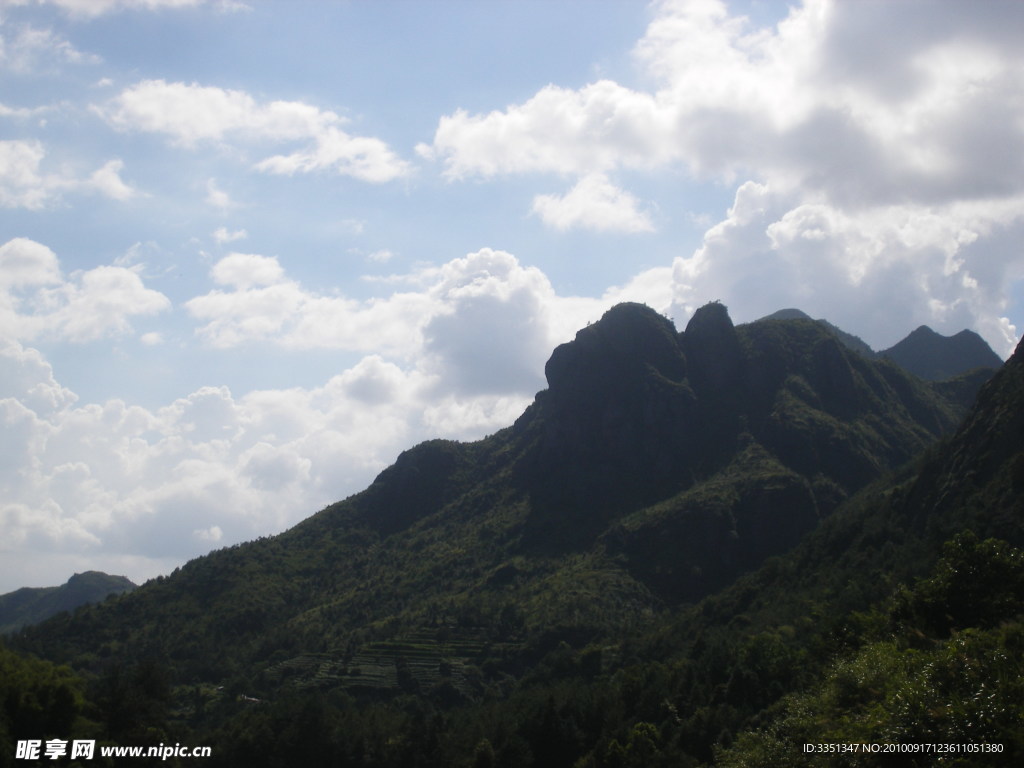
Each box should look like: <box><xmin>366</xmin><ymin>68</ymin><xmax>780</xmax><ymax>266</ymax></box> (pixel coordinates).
<box><xmin>759</xmin><ymin>308</ymin><xmax>813</xmax><ymax>322</ymax></box>
<box><xmin>543</xmin><ymin>302</ymin><xmax>685</xmax><ymax>398</ymax></box>
<box><xmin>683</xmin><ymin>301</ymin><xmax>743</xmax><ymax>396</ymax></box>
<box><xmin>880</xmin><ymin>324</ymin><xmax>1003</xmax><ymax>380</ymax></box>
<box><xmin>684</xmin><ymin>299</ymin><xmax>734</xmax><ymax>332</ymax></box>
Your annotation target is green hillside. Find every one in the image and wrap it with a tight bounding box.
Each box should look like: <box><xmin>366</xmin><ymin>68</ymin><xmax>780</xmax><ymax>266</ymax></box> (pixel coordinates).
<box><xmin>9</xmin><ymin>302</ymin><xmax>1019</xmax><ymax>767</ymax></box>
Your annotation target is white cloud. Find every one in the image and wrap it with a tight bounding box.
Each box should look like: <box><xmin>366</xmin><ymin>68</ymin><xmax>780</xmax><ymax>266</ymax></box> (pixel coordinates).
<box><xmin>0</xmin><ymin>237</ymin><xmax>171</xmax><ymax>343</ymax></box>
<box><xmin>186</xmin><ymin>246</ymin><xmax>672</xmax><ymax>394</ymax></box>
<box><xmin>0</xmin><ymin>236</ymin><xmax>62</xmax><ymax>288</ymax></box>
<box><xmin>531</xmin><ymin>173</ymin><xmax>655</xmax><ymax>233</ymax></box>
<box><xmin>210</xmin><ymin>252</ymin><xmax>285</xmax><ymax>289</ymax></box>
<box><xmin>87</xmin><ymin>158</ymin><xmax>139</xmax><ymax>200</ymax></box>
<box><xmin>0</xmin><ymin>339</ymin><xmax>523</xmax><ymax>589</ymax></box>
<box><xmin>100</xmin><ymin>79</ymin><xmax>410</xmax><ymax>182</ymax></box>
<box><xmin>0</xmin><ymin>20</ymin><xmax>100</xmax><ymax>72</ymax></box>
<box><xmin>204</xmin><ymin>178</ymin><xmax>234</xmax><ymax>211</ymax></box>
<box><xmin>0</xmin><ymin>101</ymin><xmax>51</xmax><ymax>119</ymax></box>
<box><xmin>100</xmin><ymin>80</ymin><xmax>320</xmax><ymax>145</ymax></box>
<box><xmin>212</xmin><ymin>226</ymin><xmax>247</xmax><ymax>244</ymax></box>
<box><xmin>0</xmin><ymin>140</ymin><xmax>140</xmax><ymax>208</ymax></box>
<box><xmin>254</xmin><ymin>126</ymin><xmax>410</xmax><ymax>183</ymax></box>
<box><xmin>419</xmin><ymin>79</ymin><xmax>668</xmax><ymax>179</ymax></box>
<box><xmin>422</xmin><ymin>0</ymin><xmax>1024</xmax><ymax>206</ymax></box>
<box><xmin>0</xmin><ymin>140</ymin><xmax>63</xmax><ymax>209</ymax></box>
<box><xmin>668</xmin><ymin>181</ymin><xmax>1024</xmax><ymax>356</ymax></box>
<box><xmin>186</xmin><ymin>254</ymin><xmax>422</xmax><ymax>355</ymax></box>
<box><xmin>0</xmin><ymin>338</ymin><xmax>77</xmax><ymax>414</ymax></box>
<box><xmin>52</xmin><ymin>265</ymin><xmax>170</xmax><ymax>342</ymax></box>
<box><xmin>367</xmin><ymin>249</ymin><xmax>394</xmax><ymax>263</ymax></box>
<box><xmin>194</xmin><ymin>525</ymin><xmax>222</xmax><ymax>543</ymax></box>
<box><xmin>420</xmin><ymin>0</ymin><xmax>1024</xmax><ymax>353</ymax></box>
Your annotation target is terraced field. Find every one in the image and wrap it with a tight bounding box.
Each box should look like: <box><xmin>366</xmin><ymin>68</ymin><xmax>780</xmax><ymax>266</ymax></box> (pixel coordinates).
<box><xmin>267</xmin><ymin>626</ymin><xmax>499</xmax><ymax>699</ymax></box>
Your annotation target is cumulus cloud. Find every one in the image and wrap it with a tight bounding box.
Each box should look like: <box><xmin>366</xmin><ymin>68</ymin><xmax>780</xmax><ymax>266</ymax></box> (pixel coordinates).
<box><xmin>210</xmin><ymin>252</ymin><xmax>285</xmax><ymax>289</ymax></box>
<box><xmin>186</xmin><ymin>244</ymin><xmax>673</xmax><ymax>371</ymax></box>
<box><xmin>418</xmin><ymin>79</ymin><xmax>668</xmax><ymax>179</ymax></box>
<box><xmin>100</xmin><ymin>79</ymin><xmax>410</xmax><ymax>182</ymax></box>
<box><xmin>531</xmin><ymin>173</ymin><xmax>655</xmax><ymax>233</ymax></box>
<box><xmin>186</xmin><ymin>247</ymin><xmax>590</xmax><ymax>373</ymax></box>
<box><xmin>669</xmin><ymin>181</ymin><xmax>1024</xmax><ymax>355</ymax></box>
<box><xmin>0</xmin><ymin>237</ymin><xmax>170</xmax><ymax>343</ymax></box>
<box><xmin>0</xmin><ymin>340</ymin><xmax>524</xmax><ymax>590</ymax></box>
<box><xmin>254</xmin><ymin>126</ymin><xmax>409</xmax><ymax>183</ymax></box>
<box><xmin>420</xmin><ymin>0</ymin><xmax>1024</xmax><ymax>354</ymax></box>
<box><xmin>423</xmin><ymin>0</ymin><xmax>1024</xmax><ymax>204</ymax></box>
<box><xmin>0</xmin><ymin>140</ymin><xmax>139</xmax><ymax>208</ymax></box>
<box><xmin>0</xmin><ymin>338</ymin><xmax>76</xmax><ymax>414</ymax></box>
<box><xmin>367</xmin><ymin>249</ymin><xmax>394</xmax><ymax>263</ymax></box>
<box><xmin>204</xmin><ymin>178</ymin><xmax>235</xmax><ymax>211</ymax></box>
<box><xmin>0</xmin><ymin>19</ymin><xmax>100</xmax><ymax>72</ymax></box>
<box><xmin>87</xmin><ymin>158</ymin><xmax>139</xmax><ymax>200</ymax></box>
<box><xmin>0</xmin><ymin>238</ymin><xmax>670</xmax><ymax>591</ymax></box>
<box><xmin>0</xmin><ymin>101</ymin><xmax>50</xmax><ymax>119</ymax></box>
<box><xmin>212</xmin><ymin>226</ymin><xmax>247</xmax><ymax>244</ymax></box>
<box><xmin>0</xmin><ymin>140</ymin><xmax>63</xmax><ymax>209</ymax></box>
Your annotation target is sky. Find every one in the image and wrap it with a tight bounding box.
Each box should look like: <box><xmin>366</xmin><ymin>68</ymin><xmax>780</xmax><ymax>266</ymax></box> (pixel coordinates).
<box><xmin>2</xmin><ymin>0</ymin><xmax>1024</xmax><ymax>592</ymax></box>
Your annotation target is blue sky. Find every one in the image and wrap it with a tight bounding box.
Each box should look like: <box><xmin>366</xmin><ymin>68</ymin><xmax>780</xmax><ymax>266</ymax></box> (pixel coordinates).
<box><xmin>2</xmin><ymin>0</ymin><xmax>1023</xmax><ymax>591</ymax></box>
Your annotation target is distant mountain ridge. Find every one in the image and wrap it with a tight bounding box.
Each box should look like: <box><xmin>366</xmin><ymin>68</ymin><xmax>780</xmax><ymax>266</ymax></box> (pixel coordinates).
<box><xmin>759</xmin><ymin>308</ymin><xmax>1003</xmax><ymax>379</ymax></box>
<box><xmin>0</xmin><ymin>571</ymin><xmax>136</xmax><ymax>634</ymax></box>
<box><xmin>881</xmin><ymin>324</ymin><xmax>1004</xmax><ymax>380</ymax></box>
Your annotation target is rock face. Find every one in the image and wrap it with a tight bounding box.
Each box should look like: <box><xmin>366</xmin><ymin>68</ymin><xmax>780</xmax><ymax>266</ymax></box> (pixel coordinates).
<box><xmin>533</xmin><ymin>303</ymin><xmax>698</xmax><ymax>521</ymax></box>
<box><xmin>515</xmin><ymin>302</ymin><xmax>966</xmax><ymax>575</ymax></box>
<box><xmin>682</xmin><ymin>301</ymin><xmax>744</xmax><ymax>398</ymax></box>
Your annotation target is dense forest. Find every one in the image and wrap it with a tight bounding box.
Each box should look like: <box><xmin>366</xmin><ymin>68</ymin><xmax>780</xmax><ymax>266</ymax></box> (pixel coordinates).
<box><xmin>4</xmin><ymin>303</ymin><xmax>1021</xmax><ymax>767</ymax></box>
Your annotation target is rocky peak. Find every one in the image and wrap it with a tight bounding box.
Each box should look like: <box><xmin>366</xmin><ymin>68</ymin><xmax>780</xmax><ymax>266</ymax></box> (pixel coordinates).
<box><xmin>543</xmin><ymin>302</ymin><xmax>686</xmax><ymax>401</ymax></box>
<box><xmin>530</xmin><ymin>303</ymin><xmax>697</xmax><ymax>524</ymax></box>
<box><xmin>682</xmin><ymin>301</ymin><xmax>743</xmax><ymax>397</ymax></box>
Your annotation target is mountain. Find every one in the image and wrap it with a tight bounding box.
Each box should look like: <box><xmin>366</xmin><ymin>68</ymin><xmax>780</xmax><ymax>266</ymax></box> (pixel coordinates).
<box><xmin>710</xmin><ymin>332</ymin><xmax>1024</xmax><ymax>767</ymax></box>
<box><xmin>759</xmin><ymin>307</ymin><xmax>875</xmax><ymax>359</ymax></box>
<box><xmin>0</xmin><ymin>571</ymin><xmax>136</xmax><ymax>634</ymax></box>
<box><xmin>11</xmin><ymin>302</ymin><xmax>1021</xmax><ymax>766</ymax></box>
<box><xmin>759</xmin><ymin>308</ymin><xmax>1004</xmax><ymax>381</ymax></box>
<box><xmin>879</xmin><ymin>324</ymin><xmax>1005</xmax><ymax>381</ymax></box>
